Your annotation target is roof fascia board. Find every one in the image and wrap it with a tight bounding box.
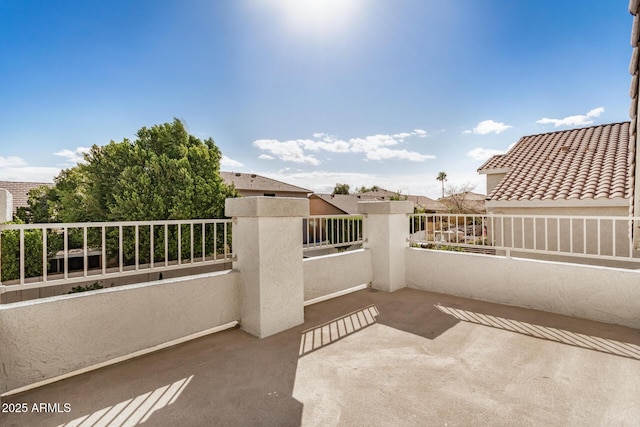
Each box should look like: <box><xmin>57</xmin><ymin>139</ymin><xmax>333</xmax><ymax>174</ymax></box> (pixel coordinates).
<box><xmin>478</xmin><ymin>168</ymin><xmax>510</xmax><ymax>175</ymax></box>
<box><xmin>486</xmin><ymin>198</ymin><xmax>630</xmax><ymax>209</ymax></box>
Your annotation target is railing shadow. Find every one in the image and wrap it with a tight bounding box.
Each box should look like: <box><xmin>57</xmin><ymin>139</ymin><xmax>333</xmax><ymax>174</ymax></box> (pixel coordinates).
<box><xmin>56</xmin><ymin>375</ymin><xmax>194</xmax><ymax>426</ymax></box>
<box><xmin>435</xmin><ymin>304</ymin><xmax>640</xmax><ymax>361</ymax></box>
<box><xmin>299</xmin><ymin>305</ymin><xmax>379</xmax><ymax>356</ymax></box>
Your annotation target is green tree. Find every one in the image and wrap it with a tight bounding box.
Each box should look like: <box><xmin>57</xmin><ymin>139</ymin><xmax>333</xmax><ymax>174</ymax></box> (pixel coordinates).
<box><xmin>332</xmin><ymin>183</ymin><xmax>350</xmax><ymax>195</ymax></box>
<box><xmin>15</xmin><ymin>185</ymin><xmax>58</xmax><ymax>223</ymax></box>
<box><xmin>436</xmin><ymin>171</ymin><xmax>447</xmax><ymax>199</ymax></box>
<box><xmin>34</xmin><ymin>119</ymin><xmax>238</xmax><ymax>222</ymax></box>
<box><xmin>389</xmin><ymin>191</ymin><xmax>408</xmax><ymax>201</ymax></box>
<box><xmin>0</xmin><ymin>221</ymin><xmax>45</xmax><ymax>282</ymax></box>
<box><xmin>355</xmin><ymin>185</ymin><xmax>380</xmax><ymax>193</ymax></box>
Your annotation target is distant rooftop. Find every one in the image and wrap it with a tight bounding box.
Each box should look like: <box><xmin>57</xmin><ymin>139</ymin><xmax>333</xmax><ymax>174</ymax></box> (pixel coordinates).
<box><xmin>220</xmin><ymin>172</ymin><xmax>312</xmax><ymax>194</ymax></box>
<box><xmin>478</xmin><ymin>122</ymin><xmax>631</xmax><ymax>202</ymax></box>
<box><xmin>0</xmin><ymin>181</ymin><xmax>53</xmax><ymax>213</ymax></box>
<box><xmin>313</xmin><ymin>190</ymin><xmax>446</xmax><ymax>215</ymax></box>
<box><xmin>311</xmin><ymin>193</ymin><xmax>381</xmax><ymax>215</ymax></box>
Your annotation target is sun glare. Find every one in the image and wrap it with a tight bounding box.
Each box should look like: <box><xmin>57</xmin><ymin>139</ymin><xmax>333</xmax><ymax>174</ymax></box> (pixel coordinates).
<box><xmin>272</xmin><ymin>0</ymin><xmax>363</xmax><ymax>39</ymax></box>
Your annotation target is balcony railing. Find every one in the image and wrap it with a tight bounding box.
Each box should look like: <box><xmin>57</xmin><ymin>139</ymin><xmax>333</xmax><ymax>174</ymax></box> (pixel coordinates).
<box><xmin>0</xmin><ymin>219</ymin><xmax>232</xmax><ymax>293</ymax></box>
<box><xmin>303</xmin><ymin>215</ymin><xmax>363</xmax><ymax>252</ymax></box>
<box><xmin>409</xmin><ymin>213</ymin><xmax>640</xmax><ymax>264</ymax></box>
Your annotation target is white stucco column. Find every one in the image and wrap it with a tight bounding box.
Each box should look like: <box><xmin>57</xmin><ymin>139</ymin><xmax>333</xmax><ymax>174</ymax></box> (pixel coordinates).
<box><xmin>0</xmin><ymin>189</ymin><xmax>13</xmax><ymax>223</ymax></box>
<box><xmin>358</xmin><ymin>200</ymin><xmax>414</xmax><ymax>292</ymax></box>
<box><xmin>225</xmin><ymin>197</ymin><xmax>308</xmax><ymax>338</ymax></box>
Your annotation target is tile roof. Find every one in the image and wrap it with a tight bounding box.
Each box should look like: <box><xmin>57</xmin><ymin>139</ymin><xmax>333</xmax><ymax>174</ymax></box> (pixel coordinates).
<box><xmin>220</xmin><ymin>171</ymin><xmax>311</xmax><ymax>194</ymax></box>
<box><xmin>478</xmin><ymin>122</ymin><xmax>632</xmax><ymax>202</ymax></box>
<box><xmin>0</xmin><ymin>181</ymin><xmax>54</xmax><ymax>213</ymax></box>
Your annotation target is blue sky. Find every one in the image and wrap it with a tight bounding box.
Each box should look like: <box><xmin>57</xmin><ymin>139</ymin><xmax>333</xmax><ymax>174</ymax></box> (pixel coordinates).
<box><xmin>0</xmin><ymin>0</ymin><xmax>633</xmax><ymax>198</ymax></box>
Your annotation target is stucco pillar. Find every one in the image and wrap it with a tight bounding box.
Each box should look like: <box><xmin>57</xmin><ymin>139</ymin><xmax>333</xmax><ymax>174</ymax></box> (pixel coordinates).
<box><xmin>225</xmin><ymin>197</ymin><xmax>308</xmax><ymax>338</ymax></box>
<box><xmin>0</xmin><ymin>189</ymin><xmax>13</xmax><ymax>223</ymax></box>
<box><xmin>358</xmin><ymin>200</ymin><xmax>414</xmax><ymax>292</ymax></box>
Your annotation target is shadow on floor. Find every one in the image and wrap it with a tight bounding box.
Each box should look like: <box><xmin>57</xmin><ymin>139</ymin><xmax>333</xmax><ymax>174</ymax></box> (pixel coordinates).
<box><xmin>435</xmin><ymin>303</ymin><xmax>640</xmax><ymax>361</ymax></box>
<box><xmin>299</xmin><ymin>304</ymin><xmax>379</xmax><ymax>356</ymax></box>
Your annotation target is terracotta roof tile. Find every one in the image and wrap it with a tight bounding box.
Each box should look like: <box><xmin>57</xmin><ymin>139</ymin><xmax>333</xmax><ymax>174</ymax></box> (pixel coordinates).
<box><xmin>478</xmin><ymin>122</ymin><xmax>631</xmax><ymax>202</ymax></box>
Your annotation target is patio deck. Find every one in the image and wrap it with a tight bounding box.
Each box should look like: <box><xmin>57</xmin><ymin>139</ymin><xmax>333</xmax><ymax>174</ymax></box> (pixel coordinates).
<box><xmin>1</xmin><ymin>287</ymin><xmax>639</xmax><ymax>427</ymax></box>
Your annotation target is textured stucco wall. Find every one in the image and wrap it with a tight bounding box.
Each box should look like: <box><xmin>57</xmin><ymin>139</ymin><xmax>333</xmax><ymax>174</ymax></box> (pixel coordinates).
<box><xmin>358</xmin><ymin>201</ymin><xmax>413</xmax><ymax>292</ymax></box>
<box><xmin>303</xmin><ymin>249</ymin><xmax>372</xmax><ymax>301</ymax></box>
<box><xmin>485</xmin><ymin>172</ymin><xmax>506</xmax><ymax>196</ymax></box>
<box><xmin>405</xmin><ymin>248</ymin><xmax>640</xmax><ymax>329</ymax></box>
<box><xmin>0</xmin><ymin>270</ymin><xmax>240</xmax><ymax>393</ymax></box>
<box><xmin>227</xmin><ymin>197</ymin><xmax>308</xmax><ymax>338</ymax></box>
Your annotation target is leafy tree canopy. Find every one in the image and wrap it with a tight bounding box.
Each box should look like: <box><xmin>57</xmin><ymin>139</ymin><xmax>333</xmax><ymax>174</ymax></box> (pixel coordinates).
<box><xmin>355</xmin><ymin>185</ymin><xmax>381</xmax><ymax>193</ymax></box>
<box><xmin>28</xmin><ymin>119</ymin><xmax>238</xmax><ymax>222</ymax></box>
<box><xmin>332</xmin><ymin>183</ymin><xmax>350</xmax><ymax>195</ymax></box>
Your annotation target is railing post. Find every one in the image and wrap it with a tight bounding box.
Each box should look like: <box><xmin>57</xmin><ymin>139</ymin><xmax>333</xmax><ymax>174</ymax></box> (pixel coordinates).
<box><xmin>0</xmin><ymin>189</ymin><xmax>12</xmax><ymax>223</ymax></box>
<box><xmin>358</xmin><ymin>200</ymin><xmax>414</xmax><ymax>292</ymax></box>
<box><xmin>225</xmin><ymin>197</ymin><xmax>308</xmax><ymax>338</ymax></box>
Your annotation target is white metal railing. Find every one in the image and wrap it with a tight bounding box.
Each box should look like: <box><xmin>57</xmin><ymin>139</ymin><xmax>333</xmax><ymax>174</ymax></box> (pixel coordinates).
<box><xmin>409</xmin><ymin>213</ymin><xmax>640</xmax><ymax>264</ymax></box>
<box><xmin>303</xmin><ymin>215</ymin><xmax>363</xmax><ymax>252</ymax></box>
<box><xmin>0</xmin><ymin>219</ymin><xmax>232</xmax><ymax>293</ymax></box>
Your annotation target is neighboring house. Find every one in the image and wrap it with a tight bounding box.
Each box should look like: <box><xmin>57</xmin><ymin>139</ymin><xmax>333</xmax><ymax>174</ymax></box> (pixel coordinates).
<box><xmin>220</xmin><ymin>172</ymin><xmax>311</xmax><ymax>198</ymax></box>
<box><xmin>309</xmin><ymin>193</ymin><xmax>381</xmax><ymax>215</ymax></box>
<box><xmin>310</xmin><ymin>189</ymin><xmax>446</xmax><ymax>215</ymax></box>
<box><xmin>478</xmin><ymin>122</ymin><xmax>631</xmax><ymax>216</ymax></box>
<box><xmin>0</xmin><ymin>181</ymin><xmax>54</xmax><ymax>221</ymax></box>
<box><xmin>438</xmin><ymin>192</ymin><xmax>486</xmax><ymax>214</ymax></box>
<box><xmin>357</xmin><ymin>189</ymin><xmax>447</xmax><ymax>213</ymax></box>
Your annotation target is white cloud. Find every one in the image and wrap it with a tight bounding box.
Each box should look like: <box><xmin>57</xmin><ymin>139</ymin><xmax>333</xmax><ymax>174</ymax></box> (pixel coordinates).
<box><xmin>0</xmin><ymin>156</ymin><xmax>59</xmax><ymax>182</ymax></box>
<box><xmin>252</xmin><ymin>129</ymin><xmax>434</xmax><ymax>164</ymax></box>
<box><xmin>364</xmin><ymin>147</ymin><xmax>435</xmax><ymax>162</ymax></box>
<box><xmin>301</xmin><ymin>136</ymin><xmax>350</xmax><ymax>153</ymax></box>
<box><xmin>0</xmin><ymin>156</ymin><xmax>28</xmax><ymax>168</ymax></box>
<box><xmin>220</xmin><ymin>155</ymin><xmax>244</xmax><ymax>167</ymax></box>
<box><xmin>54</xmin><ymin>147</ymin><xmax>91</xmax><ymax>165</ymax></box>
<box><xmin>467</xmin><ymin>147</ymin><xmax>504</xmax><ymax>161</ymax></box>
<box><xmin>259</xmin><ymin>154</ymin><xmax>275</xmax><ymax>160</ymax></box>
<box><xmin>392</xmin><ymin>132</ymin><xmax>412</xmax><ymax>140</ymax></box>
<box><xmin>464</xmin><ymin>120</ymin><xmax>512</xmax><ymax>135</ymax></box>
<box><xmin>536</xmin><ymin>107</ymin><xmax>605</xmax><ymax>127</ymax></box>
<box><xmin>253</xmin><ymin>139</ymin><xmax>321</xmax><ymax>165</ymax></box>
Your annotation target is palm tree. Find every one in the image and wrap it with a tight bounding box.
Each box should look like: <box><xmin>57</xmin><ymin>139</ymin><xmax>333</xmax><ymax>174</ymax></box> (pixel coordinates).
<box><xmin>436</xmin><ymin>171</ymin><xmax>447</xmax><ymax>198</ymax></box>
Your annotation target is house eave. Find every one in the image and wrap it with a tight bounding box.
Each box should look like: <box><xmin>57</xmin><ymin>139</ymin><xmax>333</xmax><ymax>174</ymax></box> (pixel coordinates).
<box><xmin>478</xmin><ymin>167</ymin><xmax>510</xmax><ymax>175</ymax></box>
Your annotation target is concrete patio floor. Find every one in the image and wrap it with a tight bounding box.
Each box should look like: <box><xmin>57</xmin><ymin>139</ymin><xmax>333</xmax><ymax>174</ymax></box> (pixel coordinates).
<box><xmin>2</xmin><ymin>287</ymin><xmax>640</xmax><ymax>426</ymax></box>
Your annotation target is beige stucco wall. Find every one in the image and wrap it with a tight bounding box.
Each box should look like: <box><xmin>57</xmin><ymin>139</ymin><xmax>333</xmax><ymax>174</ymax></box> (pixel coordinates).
<box><xmin>0</xmin><ymin>270</ymin><xmax>240</xmax><ymax>393</ymax></box>
<box><xmin>405</xmin><ymin>248</ymin><xmax>640</xmax><ymax>329</ymax></box>
<box><xmin>303</xmin><ymin>249</ymin><xmax>372</xmax><ymax>301</ymax></box>
<box><xmin>226</xmin><ymin>197</ymin><xmax>307</xmax><ymax>338</ymax></box>
<box><xmin>485</xmin><ymin>173</ymin><xmax>506</xmax><ymax>196</ymax></box>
